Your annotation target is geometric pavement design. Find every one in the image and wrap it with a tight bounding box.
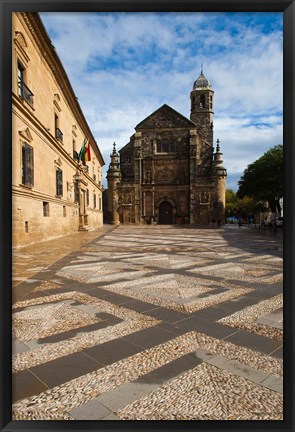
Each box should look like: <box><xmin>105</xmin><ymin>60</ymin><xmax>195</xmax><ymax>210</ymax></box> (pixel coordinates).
<box><xmin>56</xmin><ymin>228</ymin><xmax>282</xmax><ymax>314</ymax></box>
<box><xmin>13</xmin><ymin>330</ymin><xmax>283</xmax><ymax>420</ymax></box>
<box><xmin>12</xmin><ymin>225</ymin><xmax>283</xmax><ymax>420</ymax></box>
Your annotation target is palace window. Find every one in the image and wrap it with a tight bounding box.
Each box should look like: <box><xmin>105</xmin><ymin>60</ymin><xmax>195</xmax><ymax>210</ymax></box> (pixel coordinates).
<box><xmin>73</xmin><ymin>139</ymin><xmax>79</xmax><ymax>161</ymax></box>
<box><xmin>93</xmin><ymin>193</ymin><xmax>97</xmax><ymax>209</ymax></box>
<box><xmin>55</xmin><ymin>114</ymin><xmax>63</xmax><ymax>142</ymax></box>
<box><xmin>21</xmin><ymin>142</ymin><xmax>34</xmax><ymax>187</ymax></box>
<box><xmin>18</xmin><ymin>62</ymin><xmax>34</xmax><ymax>107</ymax></box>
<box><xmin>86</xmin><ymin>188</ymin><xmax>89</xmax><ymax>206</ymax></box>
<box><xmin>56</xmin><ymin>168</ymin><xmax>63</xmax><ymax>197</ymax></box>
<box><xmin>74</xmin><ymin>182</ymin><xmax>79</xmax><ymax>203</ymax></box>
<box><xmin>43</xmin><ymin>202</ymin><xmax>50</xmax><ymax>217</ymax></box>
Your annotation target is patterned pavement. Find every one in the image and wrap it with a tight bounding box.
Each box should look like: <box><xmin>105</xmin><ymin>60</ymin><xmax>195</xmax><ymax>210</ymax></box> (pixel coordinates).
<box><xmin>12</xmin><ymin>225</ymin><xmax>283</xmax><ymax>420</ymax></box>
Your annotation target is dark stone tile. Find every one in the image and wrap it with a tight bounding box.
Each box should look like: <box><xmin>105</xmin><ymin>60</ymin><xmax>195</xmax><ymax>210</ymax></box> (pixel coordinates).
<box><xmin>142</xmin><ymin>307</ymin><xmax>186</xmax><ymax>323</ymax></box>
<box><xmin>120</xmin><ymin>299</ymin><xmax>159</xmax><ymax>313</ymax></box>
<box><xmin>13</xmin><ymin>369</ymin><xmax>48</xmax><ymax>402</ymax></box>
<box><xmin>246</xmin><ymin>290</ymin><xmax>279</xmax><ymax>300</ymax></box>
<box><xmin>71</xmin><ymin>284</ymin><xmax>110</xmax><ymax>295</ymax></box>
<box><xmin>224</xmin><ymin>330</ymin><xmax>282</xmax><ymax>354</ymax></box>
<box><xmin>155</xmin><ymin>322</ymin><xmax>187</xmax><ymax>336</ymax></box>
<box><xmin>21</xmin><ymin>288</ymin><xmax>66</xmax><ymax>301</ymax></box>
<box><xmin>30</xmin><ymin>352</ymin><xmax>103</xmax><ymax>388</ymax></box>
<box><xmin>249</xmin><ymin>286</ymin><xmax>282</xmax><ymax>296</ymax></box>
<box><xmin>37</xmin><ymin>321</ymin><xmax>115</xmax><ymax>344</ymax></box>
<box><xmin>82</xmin><ymin>286</ymin><xmax>117</xmax><ymax>298</ymax></box>
<box><xmin>90</xmin><ymin>291</ymin><xmax>132</xmax><ymax>305</ymax></box>
<box><xmin>191</xmin><ymin>306</ymin><xmax>229</xmax><ymax>321</ymax></box>
<box><xmin>13</xmin><ymin>283</ymin><xmax>39</xmax><ymax>303</ymax></box>
<box><xmin>104</xmin><ymin>316</ymin><xmax>123</xmax><ymax>325</ymax></box>
<box><xmin>84</xmin><ymin>338</ymin><xmax>142</xmax><ymax>365</ymax></box>
<box><xmin>136</xmin><ymin>353</ymin><xmax>202</xmax><ymax>385</ymax></box>
<box><xmin>176</xmin><ymin>316</ymin><xmax>238</xmax><ymax>339</ymax></box>
<box><xmin>36</xmin><ymin>330</ymin><xmax>77</xmax><ymax>344</ymax></box>
<box><xmin>197</xmin><ymin>287</ymin><xmax>227</xmax><ymax>298</ymax></box>
<box><xmin>219</xmin><ymin>295</ymin><xmax>263</xmax><ymax>309</ymax></box>
<box><xmin>95</xmin><ymin>312</ymin><xmax>118</xmax><ymax>320</ymax></box>
<box><xmin>73</xmin><ymin>320</ymin><xmax>120</xmax><ymax>334</ymax></box>
<box><xmin>122</xmin><ymin>325</ymin><xmax>173</xmax><ymax>349</ymax></box>
<box><xmin>269</xmin><ymin>345</ymin><xmax>283</xmax><ymax>359</ymax></box>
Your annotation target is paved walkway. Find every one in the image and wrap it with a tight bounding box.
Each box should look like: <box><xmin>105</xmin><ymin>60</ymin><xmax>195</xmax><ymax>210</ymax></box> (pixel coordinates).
<box><xmin>12</xmin><ymin>225</ymin><xmax>283</xmax><ymax>420</ymax></box>
<box><xmin>12</xmin><ymin>225</ymin><xmax>116</xmax><ymax>288</ymax></box>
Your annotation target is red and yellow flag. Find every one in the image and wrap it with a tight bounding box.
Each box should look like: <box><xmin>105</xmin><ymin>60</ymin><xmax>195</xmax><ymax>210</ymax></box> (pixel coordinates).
<box><xmin>78</xmin><ymin>137</ymin><xmax>91</xmax><ymax>163</ymax></box>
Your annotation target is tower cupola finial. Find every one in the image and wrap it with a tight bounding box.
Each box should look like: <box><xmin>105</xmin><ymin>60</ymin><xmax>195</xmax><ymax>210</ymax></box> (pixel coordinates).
<box><xmin>216</xmin><ymin>138</ymin><xmax>220</xmax><ymax>152</ymax></box>
<box><xmin>193</xmin><ymin>68</ymin><xmax>211</xmax><ymax>90</ymax></box>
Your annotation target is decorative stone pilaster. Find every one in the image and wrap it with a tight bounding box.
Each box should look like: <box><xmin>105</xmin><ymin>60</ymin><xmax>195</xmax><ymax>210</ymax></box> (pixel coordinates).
<box><xmin>74</xmin><ymin>165</ymin><xmax>89</xmax><ymax>231</ymax></box>
<box><xmin>133</xmin><ymin>132</ymin><xmax>142</xmax><ymax>222</ymax></box>
<box><xmin>212</xmin><ymin>139</ymin><xmax>227</xmax><ymax>223</ymax></box>
<box><xmin>106</xmin><ymin>142</ymin><xmax>121</xmax><ymax>225</ymax></box>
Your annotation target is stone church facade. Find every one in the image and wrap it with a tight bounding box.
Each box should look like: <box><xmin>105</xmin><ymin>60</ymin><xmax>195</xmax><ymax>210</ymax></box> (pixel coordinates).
<box><xmin>107</xmin><ymin>70</ymin><xmax>226</xmax><ymax>225</ymax></box>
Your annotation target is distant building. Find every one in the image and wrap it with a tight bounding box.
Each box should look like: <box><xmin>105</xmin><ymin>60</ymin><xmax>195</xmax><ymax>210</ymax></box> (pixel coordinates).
<box><xmin>12</xmin><ymin>12</ymin><xmax>104</xmax><ymax>247</ymax></box>
<box><xmin>107</xmin><ymin>69</ymin><xmax>227</xmax><ymax>225</ymax></box>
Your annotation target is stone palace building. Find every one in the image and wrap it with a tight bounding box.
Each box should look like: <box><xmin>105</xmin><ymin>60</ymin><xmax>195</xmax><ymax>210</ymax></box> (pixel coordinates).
<box><xmin>107</xmin><ymin>69</ymin><xmax>227</xmax><ymax>225</ymax></box>
<box><xmin>12</xmin><ymin>12</ymin><xmax>104</xmax><ymax>247</ymax></box>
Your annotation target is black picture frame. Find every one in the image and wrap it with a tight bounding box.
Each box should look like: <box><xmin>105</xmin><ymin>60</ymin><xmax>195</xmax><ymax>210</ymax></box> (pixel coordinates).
<box><xmin>1</xmin><ymin>1</ymin><xmax>294</xmax><ymax>431</ymax></box>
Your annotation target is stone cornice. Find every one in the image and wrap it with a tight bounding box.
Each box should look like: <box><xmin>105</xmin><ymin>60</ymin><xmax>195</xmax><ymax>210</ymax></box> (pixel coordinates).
<box><xmin>18</xmin><ymin>12</ymin><xmax>105</xmax><ymax>167</ymax></box>
<box><xmin>13</xmin><ymin>184</ymin><xmax>79</xmax><ymax>207</ymax></box>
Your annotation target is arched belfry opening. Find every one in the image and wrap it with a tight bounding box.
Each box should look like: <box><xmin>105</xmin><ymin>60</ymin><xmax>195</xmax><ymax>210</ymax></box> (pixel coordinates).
<box><xmin>200</xmin><ymin>94</ymin><xmax>205</xmax><ymax>108</ymax></box>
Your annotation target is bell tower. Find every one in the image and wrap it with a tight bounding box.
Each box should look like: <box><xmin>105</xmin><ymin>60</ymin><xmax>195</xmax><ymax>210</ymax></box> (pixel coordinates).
<box><xmin>190</xmin><ymin>66</ymin><xmax>214</xmax><ymax>146</ymax></box>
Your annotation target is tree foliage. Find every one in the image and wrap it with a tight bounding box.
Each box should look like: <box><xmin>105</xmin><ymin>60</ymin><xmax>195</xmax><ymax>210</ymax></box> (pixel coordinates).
<box><xmin>225</xmin><ymin>189</ymin><xmax>266</xmax><ymax>218</ymax></box>
<box><xmin>237</xmin><ymin>145</ymin><xmax>283</xmax><ymax>213</ymax></box>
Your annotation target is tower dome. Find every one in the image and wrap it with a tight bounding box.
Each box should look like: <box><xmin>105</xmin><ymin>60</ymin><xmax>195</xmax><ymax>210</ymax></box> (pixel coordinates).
<box><xmin>193</xmin><ymin>68</ymin><xmax>212</xmax><ymax>90</ymax></box>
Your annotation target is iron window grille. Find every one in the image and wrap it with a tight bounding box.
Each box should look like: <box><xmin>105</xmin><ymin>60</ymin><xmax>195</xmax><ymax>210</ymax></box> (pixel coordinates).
<box><xmin>22</xmin><ymin>142</ymin><xmax>34</xmax><ymax>186</ymax></box>
<box><xmin>55</xmin><ymin>128</ymin><xmax>63</xmax><ymax>142</ymax></box>
<box><xmin>74</xmin><ymin>182</ymin><xmax>79</xmax><ymax>203</ymax></box>
<box><xmin>56</xmin><ymin>168</ymin><xmax>63</xmax><ymax>197</ymax></box>
<box><xmin>43</xmin><ymin>202</ymin><xmax>50</xmax><ymax>217</ymax></box>
<box><xmin>18</xmin><ymin>81</ymin><xmax>34</xmax><ymax>108</ymax></box>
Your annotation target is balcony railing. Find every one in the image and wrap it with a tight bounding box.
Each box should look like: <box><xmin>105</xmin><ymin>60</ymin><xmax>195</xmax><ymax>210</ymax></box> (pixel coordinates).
<box><xmin>18</xmin><ymin>81</ymin><xmax>34</xmax><ymax>108</ymax></box>
<box><xmin>55</xmin><ymin>128</ymin><xmax>63</xmax><ymax>142</ymax></box>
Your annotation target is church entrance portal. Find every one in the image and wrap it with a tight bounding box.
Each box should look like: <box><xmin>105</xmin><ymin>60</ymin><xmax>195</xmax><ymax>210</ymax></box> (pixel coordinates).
<box><xmin>159</xmin><ymin>201</ymin><xmax>173</xmax><ymax>224</ymax></box>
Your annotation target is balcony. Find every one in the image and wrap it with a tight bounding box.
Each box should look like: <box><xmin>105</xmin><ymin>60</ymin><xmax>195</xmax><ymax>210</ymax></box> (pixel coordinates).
<box><xmin>55</xmin><ymin>128</ymin><xmax>63</xmax><ymax>142</ymax></box>
<box><xmin>18</xmin><ymin>81</ymin><xmax>34</xmax><ymax>108</ymax></box>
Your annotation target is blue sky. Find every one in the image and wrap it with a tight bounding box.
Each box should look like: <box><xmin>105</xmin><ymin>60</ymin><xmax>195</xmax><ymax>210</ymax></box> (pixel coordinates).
<box><xmin>40</xmin><ymin>12</ymin><xmax>283</xmax><ymax>191</ymax></box>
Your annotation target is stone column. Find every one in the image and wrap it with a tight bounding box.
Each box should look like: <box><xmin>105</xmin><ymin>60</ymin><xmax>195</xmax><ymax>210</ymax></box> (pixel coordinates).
<box><xmin>212</xmin><ymin>139</ymin><xmax>227</xmax><ymax>223</ymax></box>
<box><xmin>106</xmin><ymin>142</ymin><xmax>121</xmax><ymax>225</ymax></box>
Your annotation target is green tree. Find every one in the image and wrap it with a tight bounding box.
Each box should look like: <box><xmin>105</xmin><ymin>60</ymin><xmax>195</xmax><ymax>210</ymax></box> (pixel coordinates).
<box><xmin>225</xmin><ymin>189</ymin><xmax>239</xmax><ymax>217</ymax></box>
<box><xmin>237</xmin><ymin>145</ymin><xmax>283</xmax><ymax>213</ymax></box>
<box><xmin>226</xmin><ymin>189</ymin><xmax>263</xmax><ymax>219</ymax></box>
